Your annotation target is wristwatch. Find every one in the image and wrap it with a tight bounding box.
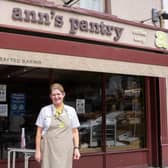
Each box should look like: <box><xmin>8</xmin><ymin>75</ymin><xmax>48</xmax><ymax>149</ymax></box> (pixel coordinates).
<box><xmin>74</xmin><ymin>146</ymin><xmax>79</xmax><ymax>149</ymax></box>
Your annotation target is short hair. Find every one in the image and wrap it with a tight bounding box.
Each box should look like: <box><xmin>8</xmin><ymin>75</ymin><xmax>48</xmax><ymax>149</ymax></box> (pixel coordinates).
<box><xmin>50</xmin><ymin>83</ymin><xmax>65</xmax><ymax>93</ymax></box>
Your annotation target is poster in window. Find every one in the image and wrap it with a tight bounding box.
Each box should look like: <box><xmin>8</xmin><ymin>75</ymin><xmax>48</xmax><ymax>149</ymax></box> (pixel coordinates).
<box><xmin>10</xmin><ymin>93</ymin><xmax>26</xmax><ymax>116</ymax></box>
<box><xmin>0</xmin><ymin>84</ymin><xmax>6</xmax><ymax>102</ymax></box>
<box><xmin>76</xmin><ymin>99</ymin><xmax>85</xmax><ymax>114</ymax></box>
<box><xmin>0</xmin><ymin>104</ymin><xmax>8</xmax><ymax>117</ymax></box>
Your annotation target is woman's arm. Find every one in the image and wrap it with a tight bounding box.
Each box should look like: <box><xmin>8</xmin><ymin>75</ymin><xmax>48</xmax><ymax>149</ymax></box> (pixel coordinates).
<box><xmin>35</xmin><ymin>126</ymin><xmax>43</xmax><ymax>162</ymax></box>
<box><xmin>72</xmin><ymin>128</ymin><xmax>80</xmax><ymax>160</ymax></box>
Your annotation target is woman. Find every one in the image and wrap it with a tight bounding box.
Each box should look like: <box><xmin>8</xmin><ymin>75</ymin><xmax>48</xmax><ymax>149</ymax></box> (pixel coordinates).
<box><xmin>35</xmin><ymin>83</ymin><xmax>80</xmax><ymax>168</ymax></box>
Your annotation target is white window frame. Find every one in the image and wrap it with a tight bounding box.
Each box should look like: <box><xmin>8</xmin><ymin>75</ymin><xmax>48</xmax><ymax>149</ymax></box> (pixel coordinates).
<box><xmin>162</xmin><ymin>0</ymin><xmax>168</xmax><ymax>28</ymax></box>
<box><xmin>79</xmin><ymin>0</ymin><xmax>104</xmax><ymax>12</ymax></box>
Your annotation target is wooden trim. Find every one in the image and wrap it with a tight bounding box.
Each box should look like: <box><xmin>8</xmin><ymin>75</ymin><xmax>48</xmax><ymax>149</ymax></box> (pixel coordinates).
<box><xmin>104</xmin><ymin>0</ymin><xmax>111</xmax><ymax>14</ymax></box>
<box><xmin>106</xmin><ymin>150</ymin><xmax>148</xmax><ymax>168</ymax></box>
<box><xmin>101</xmin><ymin>74</ymin><xmax>106</xmax><ymax>152</ymax></box>
<box><xmin>0</xmin><ymin>32</ymin><xmax>168</xmax><ymax>67</ymax></box>
<box><xmin>145</xmin><ymin>77</ymin><xmax>152</xmax><ymax>166</ymax></box>
<box><xmin>150</xmin><ymin>78</ymin><xmax>160</xmax><ymax>167</ymax></box>
<box><xmin>158</xmin><ymin>78</ymin><xmax>168</xmax><ymax>166</ymax></box>
<box><xmin>159</xmin><ymin>78</ymin><xmax>168</xmax><ymax>144</ymax></box>
<box><xmin>0</xmin><ymin>24</ymin><xmax>167</xmax><ymax>54</ymax></box>
<box><xmin>101</xmin><ymin>74</ymin><xmax>106</xmax><ymax>168</ymax></box>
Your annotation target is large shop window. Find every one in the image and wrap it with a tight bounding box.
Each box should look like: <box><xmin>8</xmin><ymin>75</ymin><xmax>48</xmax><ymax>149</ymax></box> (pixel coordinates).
<box><xmin>0</xmin><ymin>67</ymin><xmax>146</xmax><ymax>160</ymax></box>
<box><xmin>78</xmin><ymin>74</ymin><xmax>145</xmax><ymax>153</ymax></box>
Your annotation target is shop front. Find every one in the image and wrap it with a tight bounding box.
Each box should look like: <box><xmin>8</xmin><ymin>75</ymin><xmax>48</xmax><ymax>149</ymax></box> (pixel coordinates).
<box><xmin>0</xmin><ymin>0</ymin><xmax>168</xmax><ymax>168</ymax></box>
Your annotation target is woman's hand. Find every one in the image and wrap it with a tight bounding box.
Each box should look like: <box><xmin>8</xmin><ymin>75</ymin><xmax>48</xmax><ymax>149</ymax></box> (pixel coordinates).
<box><xmin>72</xmin><ymin>128</ymin><xmax>80</xmax><ymax>160</ymax></box>
<box><xmin>73</xmin><ymin>148</ymin><xmax>80</xmax><ymax>160</ymax></box>
<box><xmin>35</xmin><ymin>126</ymin><xmax>42</xmax><ymax>163</ymax></box>
<box><xmin>35</xmin><ymin>150</ymin><xmax>41</xmax><ymax>163</ymax></box>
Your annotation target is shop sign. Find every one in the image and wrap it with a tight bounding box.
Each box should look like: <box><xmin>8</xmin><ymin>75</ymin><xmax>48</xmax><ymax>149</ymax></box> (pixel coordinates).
<box><xmin>132</xmin><ymin>30</ymin><xmax>147</xmax><ymax>44</ymax></box>
<box><xmin>0</xmin><ymin>56</ymin><xmax>42</xmax><ymax>66</ymax></box>
<box><xmin>155</xmin><ymin>31</ymin><xmax>168</xmax><ymax>49</ymax></box>
<box><xmin>0</xmin><ymin>0</ymin><xmax>168</xmax><ymax>51</ymax></box>
<box><xmin>11</xmin><ymin>8</ymin><xmax>124</xmax><ymax>42</ymax></box>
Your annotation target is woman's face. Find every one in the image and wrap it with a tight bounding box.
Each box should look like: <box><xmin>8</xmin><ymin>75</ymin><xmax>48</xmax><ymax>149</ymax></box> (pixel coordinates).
<box><xmin>50</xmin><ymin>89</ymin><xmax>65</xmax><ymax>107</ymax></box>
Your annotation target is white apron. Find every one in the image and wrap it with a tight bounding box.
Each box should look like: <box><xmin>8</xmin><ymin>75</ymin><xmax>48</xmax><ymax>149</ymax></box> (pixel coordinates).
<box><xmin>41</xmin><ymin>110</ymin><xmax>73</xmax><ymax>168</ymax></box>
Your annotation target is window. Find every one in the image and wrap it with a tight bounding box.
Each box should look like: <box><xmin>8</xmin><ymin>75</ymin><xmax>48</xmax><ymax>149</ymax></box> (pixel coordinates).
<box><xmin>79</xmin><ymin>0</ymin><xmax>104</xmax><ymax>12</ymax></box>
<box><xmin>0</xmin><ymin>66</ymin><xmax>146</xmax><ymax>159</ymax></box>
<box><xmin>163</xmin><ymin>0</ymin><xmax>168</xmax><ymax>28</ymax></box>
<box><xmin>64</xmin><ymin>72</ymin><xmax>102</xmax><ymax>152</ymax></box>
<box><xmin>105</xmin><ymin>75</ymin><xmax>145</xmax><ymax>150</ymax></box>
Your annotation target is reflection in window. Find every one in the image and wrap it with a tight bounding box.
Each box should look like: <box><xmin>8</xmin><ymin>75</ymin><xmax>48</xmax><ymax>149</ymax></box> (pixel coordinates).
<box><xmin>64</xmin><ymin>73</ymin><xmax>102</xmax><ymax>152</ymax></box>
<box><xmin>105</xmin><ymin>75</ymin><xmax>145</xmax><ymax>150</ymax></box>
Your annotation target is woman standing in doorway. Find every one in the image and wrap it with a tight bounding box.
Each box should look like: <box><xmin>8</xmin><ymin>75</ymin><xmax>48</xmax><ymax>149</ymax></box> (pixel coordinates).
<box><xmin>35</xmin><ymin>83</ymin><xmax>80</xmax><ymax>168</ymax></box>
